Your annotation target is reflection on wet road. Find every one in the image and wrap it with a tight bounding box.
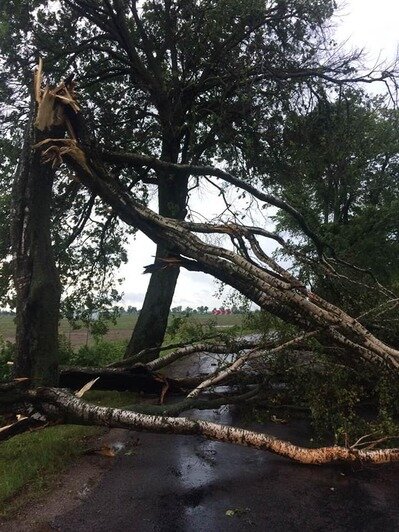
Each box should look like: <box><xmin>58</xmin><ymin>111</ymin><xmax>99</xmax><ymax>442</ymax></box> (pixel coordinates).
<box><xmin>54</xmin><ymin>352</ymin><xmax>399</xmax><ymax>532</ymax></box>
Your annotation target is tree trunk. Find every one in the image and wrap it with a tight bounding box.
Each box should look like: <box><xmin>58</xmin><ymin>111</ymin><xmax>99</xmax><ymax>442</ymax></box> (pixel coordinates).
<box><xmin>10</xmin><ymin>108</ymin><xmax>62</xmax><ymax>386</ymax></box>
<box><xmin>59</xmin><ymin>364</ymin><xmax>184</xmax><ymax>393</ymax></box>
<box><xmin>125</xmin><ymin>145</ymin><xmax>188</xmax><ymax>362</ymax></box>
<box><xmin>4</xmin><ymin>385</ymin><xmax>398</xmax><ymax>465</ymax></box>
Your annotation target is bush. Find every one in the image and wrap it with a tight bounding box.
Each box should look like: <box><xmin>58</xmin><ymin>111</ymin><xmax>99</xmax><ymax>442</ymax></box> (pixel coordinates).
<box><xmin>68</xmin><ymin>339</ymin><xmax>127</xmax><ymax>367</ymax></box>
<box><xmin>0</xmin><ymin>336</ymin><xmax>15</xmax><ymax>382</ymax></box>
<box><xmin>242</xmin><ymin>310</ymin><xmax>399</xmax><ymax>444</ymax></box>
<box><xmin>166</xmin><ymin>314</ymin><xmax>218</xmax><ymax>342</ymax></box>
<box><xmin>255</xmin><ymin>349</ymin><xmax>399</xmax><ymax>445</ymax></box>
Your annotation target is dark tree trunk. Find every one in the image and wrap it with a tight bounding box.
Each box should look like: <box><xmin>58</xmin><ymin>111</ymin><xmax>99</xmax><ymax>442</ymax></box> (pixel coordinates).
<box><xmin>10</xmin><ymin>108</ymin><xmax>62</xmax><ymax>386</ymax></box>
<box><xmin>125</xmin><ymin>139</ymin><xmax>189</xmax><ymax>362</ymax></box>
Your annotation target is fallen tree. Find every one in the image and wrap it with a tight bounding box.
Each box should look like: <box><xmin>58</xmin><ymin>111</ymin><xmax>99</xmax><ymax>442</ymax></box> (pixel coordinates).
<box><xmin>1</xmin><ymin>382</ymin><xmax>399</xmax><ymax>465</ymax></box>
<box><xmin>3</xmin><ymin>64</ymin><xmax>399</xmax><ymax>465</ymax></box>
<box><xmin>61</xmin><ymin>144</ymin><xmax>399</xmax><ymax>374</ymax></box>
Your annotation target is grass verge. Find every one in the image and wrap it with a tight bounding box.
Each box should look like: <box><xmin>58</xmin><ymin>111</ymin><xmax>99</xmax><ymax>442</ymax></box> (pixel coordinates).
<box><xmin>0</xmin><ymin>390</ymin><xmax>137</xmax><ymax>516</ymax></box>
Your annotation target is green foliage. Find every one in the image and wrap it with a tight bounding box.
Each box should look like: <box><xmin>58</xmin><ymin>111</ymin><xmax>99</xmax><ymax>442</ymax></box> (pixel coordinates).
<box><xmin>67</xmin><ymin>339</ymin><xmax>127</xmax><ymax>367</ymax></box>
<box><xmin>243</xmin><ymin>310</ymin><xmax>299</xmax><ymax>341</ymax></box>
<box><xmin>59</xmin><ymin>332</ymin><xmax>127</xmax><ymax>367</ymax></box>
<box><xmin>266</xmin><ymin>89</ymin><xmax>399</xmax><ymax>342</ymax></box>
<box><xmin>244</xmin><ymin>310</ymin><xmax>399</xmax><ymax>444</ymax></box>
<box><xmin>0</xmin><ymin>335</ymin><xmax>14</xmax><ymax>382</ymax></box>
<box><xmin>166</xmin><ymin>314</ymin><xmax>219</xmax><ymax>343</ymax></box>
<box><xmin>258</xmin><ymin>349</ymin><xmax>399</xmax><ymax>445</ymax></box>
<box><xmin>0</xmin><ymin>0</ymin><xmax>353</xmax><ymax>316</ymax></box>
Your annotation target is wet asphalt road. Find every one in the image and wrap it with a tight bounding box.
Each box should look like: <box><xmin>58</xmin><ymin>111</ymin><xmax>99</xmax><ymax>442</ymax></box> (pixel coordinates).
<box><xmin>51</xmin><ymin>405</ymin><xmax>399</xmax><ymax>532</ymax></box>
<box><xmin>50</xmin><ymin>352</ymin><xmax>399</xmax><ymax>532</ymax></box>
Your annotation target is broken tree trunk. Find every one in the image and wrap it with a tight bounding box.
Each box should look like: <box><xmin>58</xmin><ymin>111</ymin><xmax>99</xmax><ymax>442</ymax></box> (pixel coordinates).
<box><xmin>10</xmin><ymin>104</ymin><xmax>62</xmax><ymax>386</ymax></box>
<box><xmin>59</xmin><ymin>365</ymin><xmax>184</xmax><ymax>394</ymax></box>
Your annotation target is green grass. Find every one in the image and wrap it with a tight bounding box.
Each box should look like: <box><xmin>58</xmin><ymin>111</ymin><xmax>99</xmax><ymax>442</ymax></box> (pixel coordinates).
<box><xmin>0</xmin><ymin>390</ymin><xmax>137</xmax><ymax>515</ymax></box>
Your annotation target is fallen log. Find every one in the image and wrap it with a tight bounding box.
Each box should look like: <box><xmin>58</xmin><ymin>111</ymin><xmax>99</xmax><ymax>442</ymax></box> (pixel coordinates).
<box><xmin>59</xmin><ymin>365</ymin><xmax>184</xmax><ymax>394</ymax></box>
<box><xmin>22</xmin><ymin>387</ymin><xmax>399</xmax><ymax>465</ymax></box>
<box><xmin>2</xmin><ymin>382</ymin><xmax>398</xmax><ymax>465</ymax></box>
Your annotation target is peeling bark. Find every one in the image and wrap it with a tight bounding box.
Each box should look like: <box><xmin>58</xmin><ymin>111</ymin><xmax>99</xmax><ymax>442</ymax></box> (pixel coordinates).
<box><xmin>18</xmin><ymin>387</ymin><xmax>399</xmax><ymax>465</ymax></box>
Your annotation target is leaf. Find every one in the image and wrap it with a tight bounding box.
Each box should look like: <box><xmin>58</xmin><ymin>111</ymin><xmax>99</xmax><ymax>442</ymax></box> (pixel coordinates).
<box><xmin>75</xmin><ymin>377</ymin><xmax>99</xmax><ymax>398</ymax></box>
<box><xmin>95</xmin><ymin>445</ymin><xmax>116</xmax><ymax>458</ymax></box>
<box><xmin>225</xmin><ymin>510</ymin><xmax>235</xmax><ymax>517</ymax></box>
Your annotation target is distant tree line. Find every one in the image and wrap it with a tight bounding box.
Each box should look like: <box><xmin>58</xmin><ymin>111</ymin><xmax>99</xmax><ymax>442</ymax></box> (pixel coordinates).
<box><xmin>122</xmin><ymin>305</ymin><xmax>248</xmax><ymax>316</ymax></box>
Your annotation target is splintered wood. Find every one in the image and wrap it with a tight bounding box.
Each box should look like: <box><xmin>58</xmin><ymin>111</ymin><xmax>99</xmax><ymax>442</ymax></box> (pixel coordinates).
<box><xmin>33</xmin><ymin>138</ymin><xmax>91</xmax><ymax>175</ymax></box>
<box><xmin>33</xmin><ymin>59</ymin><xmax>91</xmax><ymax>177</ymax></box>
<box><xmin>34</xmin><ymin>58</ymin><xmax>80</xmax><ymax>134</ymax></box>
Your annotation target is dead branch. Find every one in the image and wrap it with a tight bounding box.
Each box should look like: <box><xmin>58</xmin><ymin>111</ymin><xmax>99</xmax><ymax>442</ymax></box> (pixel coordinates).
<box><xmin>0</xmin><ymin>416</ymin><xmax>46</xmax><ymax>443</ymax></box>
<box><xmin>187</xmin><ymin>331</ymin><xmax>318</xmax><ymax>398</ymax></box>
<box><xmin>146</xmin><ymin>338</ymin><xmax>260</xmax><ymax>372</ymax></box>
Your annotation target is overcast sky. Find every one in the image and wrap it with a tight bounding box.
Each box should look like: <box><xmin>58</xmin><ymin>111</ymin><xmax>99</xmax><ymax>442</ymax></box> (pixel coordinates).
<box><xmin>119</xmin><ymin>0</ymin><xmax>399</xmax><ymax>310</ymax></box>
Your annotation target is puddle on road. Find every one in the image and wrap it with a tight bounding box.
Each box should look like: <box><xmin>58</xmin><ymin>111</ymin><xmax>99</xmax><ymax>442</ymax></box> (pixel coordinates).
<box><xmin>49</xmin><ymin>344</ymin><xmax>399</xmax><ymax>532</ymax></box>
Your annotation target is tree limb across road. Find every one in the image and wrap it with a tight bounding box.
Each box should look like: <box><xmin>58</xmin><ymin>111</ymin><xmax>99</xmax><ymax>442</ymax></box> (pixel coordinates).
<box><xmin>2</xmin><ymin>383</ymin><xmax>399</xmax><ymax>465</ymax></box>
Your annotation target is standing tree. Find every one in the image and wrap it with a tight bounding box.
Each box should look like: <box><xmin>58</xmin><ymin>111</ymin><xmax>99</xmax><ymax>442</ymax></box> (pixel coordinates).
<box><xmin>265</xmin><ymin>89</ymin><xmax>399</xmax><ymax>343</ymax></box>
<box><xmin>10</xmin><ymin>99</ymin><xmax>62</xmax><ymax>386</ymax></box>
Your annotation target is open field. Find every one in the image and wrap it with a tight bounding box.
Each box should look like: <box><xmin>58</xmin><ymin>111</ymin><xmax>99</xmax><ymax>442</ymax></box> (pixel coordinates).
<box><xmin>0</xmin><ymin>313</ymin><xmax>245</xmax><ymax>347</ymax></box>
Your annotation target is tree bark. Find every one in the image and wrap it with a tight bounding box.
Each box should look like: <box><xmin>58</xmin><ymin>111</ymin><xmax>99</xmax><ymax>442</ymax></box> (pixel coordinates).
<box><xmin>10</xmin><ymin>107</ymin><xmax>62</xmax><ymax>386</ymax></box>
<box><xmin>8</xmin><ymin>386</ymin><xmax>398</xmax><ymax>465</ymax></box>
<box><xmin>125</xmin><ymin>147</ymin><xmax>189</xmax><ymax>361</ymax></box>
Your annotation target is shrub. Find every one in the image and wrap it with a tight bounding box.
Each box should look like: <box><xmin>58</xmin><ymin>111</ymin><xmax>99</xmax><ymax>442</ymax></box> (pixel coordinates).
<box><xmin>0</xmin><ymin>336</ymin><xmax>14</xmax><ymax>382</ymax></box>
<box><xmin>167</xmin><ymin>314</ymin><xmax>219</xmax><ymax>343</ymax></box>
<box><xmin>68</xmin><ymin>339</ymin><xmax>127</xmax><ymax>367</ymax></box>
